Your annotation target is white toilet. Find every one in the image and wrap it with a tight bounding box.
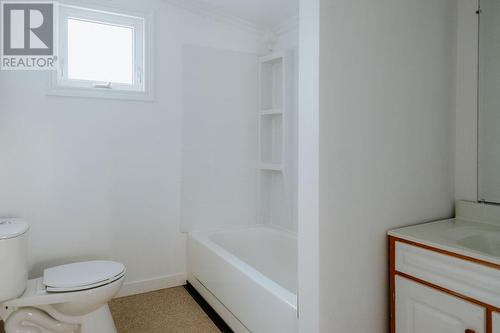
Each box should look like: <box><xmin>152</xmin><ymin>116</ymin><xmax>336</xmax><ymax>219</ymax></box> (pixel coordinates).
<box><xmin>0</xmin><ymin>219</ymin><xmax>126</xmax><ymax>333</ymax></box>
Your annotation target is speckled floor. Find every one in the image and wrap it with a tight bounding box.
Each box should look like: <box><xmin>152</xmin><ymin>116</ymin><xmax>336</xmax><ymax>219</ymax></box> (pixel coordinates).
<box><xmin>0</xmin><ymin>287</ymin><xmax>217</xmax><ymax>333</ymax></box>
<box><xmin>109</xmin><ymin>287</ymin><xmax>221</xmax><ymax>333</ymax></box>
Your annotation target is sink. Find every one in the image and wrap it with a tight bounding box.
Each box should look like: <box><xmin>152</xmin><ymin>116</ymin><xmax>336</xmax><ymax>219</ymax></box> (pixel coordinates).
<box><xmin>442</xmin><ymin>226</ymin><xmax>500</xmax><ymax>258</ymax></box>
<box><xmin>455</xmin><ymin>232</ymin><xmax>500</xmax><ymax>257</ymax></box>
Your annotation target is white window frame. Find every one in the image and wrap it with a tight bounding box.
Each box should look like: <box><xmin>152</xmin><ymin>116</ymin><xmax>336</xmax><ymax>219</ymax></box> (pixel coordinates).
<box><xmin>49</xmin><ymin>3</ymin><xmax>154</xmax><ymax>101</ymax></box>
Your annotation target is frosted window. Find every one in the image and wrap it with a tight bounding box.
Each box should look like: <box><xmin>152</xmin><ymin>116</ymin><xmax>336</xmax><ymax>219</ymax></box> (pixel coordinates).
<box><xmin>53</xmin><ymin>4</ymin><xmax>149</xmax><ymax>98</ymax></box>
<box><xmin>67</xmin><ymin>19</ymin><xmax>134</xmax><ymax>84</ymax></box>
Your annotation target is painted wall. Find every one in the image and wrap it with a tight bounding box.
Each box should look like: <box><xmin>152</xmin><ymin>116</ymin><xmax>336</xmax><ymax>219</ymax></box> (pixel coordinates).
<box><xmin>181</xmin><ymin>45</ymin><xmax>259</xmax><ymax>232</ymax></box>
<box><xmin>316</xmin><ymin>0</ymin><xmax>457</xmax><ymax>331</ymax></box>
<box><xmin>297</xmin><ymin>0</ymin><xmax>320</xmax><ymax>330</ymax></box>
<box><xmin>0</xmin><ymin>0</ymin><xmax>264</xmax><ymax>295</ymax></box>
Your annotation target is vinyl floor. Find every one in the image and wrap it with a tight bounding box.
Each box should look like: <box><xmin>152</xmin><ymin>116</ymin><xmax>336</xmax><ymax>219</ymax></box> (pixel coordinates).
<box><xmin>0</xmin><ymin>287</ymin><xmax>220</xmax><ymax>333</ymax></box>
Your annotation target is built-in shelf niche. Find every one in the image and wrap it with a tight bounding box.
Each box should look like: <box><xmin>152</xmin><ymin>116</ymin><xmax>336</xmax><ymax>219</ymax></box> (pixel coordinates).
<box><xmin>260</xmin><ymin>56</ymin><xmax>283</xmax><ymax>112</ymax></box>
<box><xmin>260</xmin><ymin>113</ymin><xmax>283</xmax><ymax>166</ymax></box>
<box><xmin>258</xmin><ymin>51</ymin><xmax>293</xmax><ymax>228</ymax></box>
<box><xmin>261</xmin><ymin>109</ymin><xmax>282</xmax><ymax>116</ymax></box>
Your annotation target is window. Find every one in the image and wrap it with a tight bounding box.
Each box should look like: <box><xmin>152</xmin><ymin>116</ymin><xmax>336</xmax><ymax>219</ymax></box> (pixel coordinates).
<box><xmin>50</xmin><ymin>4</ymin><xmax>152</xmax><ymax>100</ymax></box>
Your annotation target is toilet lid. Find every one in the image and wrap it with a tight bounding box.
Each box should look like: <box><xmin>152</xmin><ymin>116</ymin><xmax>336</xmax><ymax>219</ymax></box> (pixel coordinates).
<box><xmin>0</xmin><ymin>219</ymin><xmax>29</xmax><ymax>239</ymax></box>
<box><xmin>43</xmin><ymin>261</ymin><xmax>125</xmax><ymax>292</ymax></box>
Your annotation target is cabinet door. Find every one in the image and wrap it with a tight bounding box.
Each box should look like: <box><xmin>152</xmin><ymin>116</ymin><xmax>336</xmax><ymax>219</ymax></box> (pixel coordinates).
<box><xmin>493</xmin><ymin>312</ymin><xmax>500</xmax><ymax>333</ymax></box>
<box><xmin>396</xmin><ymin>276</ymin><xmax>485</xmax><ymax>333</ymax></box>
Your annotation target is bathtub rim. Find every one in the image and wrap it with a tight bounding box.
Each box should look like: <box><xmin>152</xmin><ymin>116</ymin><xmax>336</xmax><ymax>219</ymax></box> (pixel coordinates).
<box><xmin>188</xmin><ymin>225</ymin><xmax>298</xmax><ymax>310</ymax></box>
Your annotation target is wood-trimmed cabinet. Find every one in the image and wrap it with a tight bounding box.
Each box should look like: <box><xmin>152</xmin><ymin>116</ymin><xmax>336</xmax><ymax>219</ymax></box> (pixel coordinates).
<box><xmin>390</xmin><ymin>236</ymin><xmax>500</xmax><ymax>333</ymax></box>
<box><xmin>494</xmin><ymin>312</ymin><xmax>500</xmax><ymax>333</ymax></box>
<box><xmin>396</xmin><ymin>275</ymin><xmax>485</xmax><ymax>332</ymax></box>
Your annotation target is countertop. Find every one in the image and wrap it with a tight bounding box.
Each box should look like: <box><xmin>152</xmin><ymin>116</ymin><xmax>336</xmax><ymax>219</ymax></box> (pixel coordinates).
<box><xmin>389</xmin><ymin>218</ymin><xmax>500</xmax><ymax>266</ymax></box>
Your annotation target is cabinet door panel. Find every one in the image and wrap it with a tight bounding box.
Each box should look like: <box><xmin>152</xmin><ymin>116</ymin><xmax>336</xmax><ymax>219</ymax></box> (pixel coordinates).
<box><xmin>493</xmin><ymin>312</ymin><xmax>500</xmax><ymax>333</ymax></box>
<box><xmin>396</xmin><ymin>276</ymin><xmax>485</xmax><ymax>333</ymax></box>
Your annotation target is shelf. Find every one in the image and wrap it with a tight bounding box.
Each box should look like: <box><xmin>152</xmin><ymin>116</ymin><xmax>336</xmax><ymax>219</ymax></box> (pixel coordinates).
<box><xmin>258</xmin><ymin>51</ymin><xmax>291</xmax><ymax>227</ymax></box>
<box><xmin>261</xmin><ymin>109</ymin><xmax>283</xmax><ymax>116</ymax></box>
<box><xmin>260</xmin><ymin>164</ymin><xmax>283</xmax><ymax>171</ymax></box>
<box><xmin>259</xmin><ymin>52</ymin><xmax>284</xmax><ymax>64</ymax></box>
<box><xmin>260</xmin><ymin>114</ymin><xmax>282</xmax><ymax>165</ymax></box>
<box><xmin>260</xmin><ymin>57</ymin><xmax>283</xmax><ymax>111</ymax></box>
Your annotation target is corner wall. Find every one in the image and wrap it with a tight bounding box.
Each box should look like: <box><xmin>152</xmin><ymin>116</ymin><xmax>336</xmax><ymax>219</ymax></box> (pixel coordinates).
<box><xmin>297</xmin><ymin>0</ymin><xmax>320</xmax><ymax>330</ymax></box>
<box><xmin>316</xmin><ymin>0</ymin><xmax>457</xmax><ymax>331</ymax></box>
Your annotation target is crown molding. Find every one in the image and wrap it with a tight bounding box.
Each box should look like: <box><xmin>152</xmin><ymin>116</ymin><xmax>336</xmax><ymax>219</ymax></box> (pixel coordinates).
<box><xmin>162</xmin><ymin>0</ymin><xmax>266</xmax><ymax>35</ymax></box>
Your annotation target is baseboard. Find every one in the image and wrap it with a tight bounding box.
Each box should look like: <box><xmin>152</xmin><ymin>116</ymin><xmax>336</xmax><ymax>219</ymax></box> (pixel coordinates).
<box><xmin>115</xmin><ymin>273</ymin><xmax>187</xmax><ymax>298</ymax></box>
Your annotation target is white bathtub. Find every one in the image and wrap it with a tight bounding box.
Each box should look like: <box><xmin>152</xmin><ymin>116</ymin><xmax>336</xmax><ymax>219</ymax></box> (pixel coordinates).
<box><xmin>187</xmin><ymin>226</ymin><xmax>298</xmax><ymax>333</ymax></box>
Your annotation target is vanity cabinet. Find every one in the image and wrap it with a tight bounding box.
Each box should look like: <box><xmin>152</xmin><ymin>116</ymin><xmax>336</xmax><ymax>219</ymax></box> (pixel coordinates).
<box><xmin>396</xmin><ymin>276</ymin><xmax>485</xmax><ymax>333</ymax></box>
<box><xmin>390</xmin><ymin>236</ymin><xmax>500</xmax><ymax>333</ymax></box>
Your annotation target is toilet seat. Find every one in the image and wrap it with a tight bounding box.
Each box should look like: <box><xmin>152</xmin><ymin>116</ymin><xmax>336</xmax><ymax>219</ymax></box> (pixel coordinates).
<box><xmin>43</xmin><ymin>261</ymin><xmax>126</xmax><ymax>293</ymax></box>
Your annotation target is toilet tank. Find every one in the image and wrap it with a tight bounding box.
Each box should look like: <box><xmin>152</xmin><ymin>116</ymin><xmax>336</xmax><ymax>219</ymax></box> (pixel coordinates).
<box><xmin>0</xmin><ymin>219</ymin><xmax>29</xmax><ymax>304</ymax></box>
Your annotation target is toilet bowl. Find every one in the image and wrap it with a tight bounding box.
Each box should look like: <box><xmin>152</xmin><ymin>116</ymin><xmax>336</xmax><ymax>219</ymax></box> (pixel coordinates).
<box><xmin>0</xmin><ymin>219</ymin><xmax>126</xmax><ymax>333</ymax></box>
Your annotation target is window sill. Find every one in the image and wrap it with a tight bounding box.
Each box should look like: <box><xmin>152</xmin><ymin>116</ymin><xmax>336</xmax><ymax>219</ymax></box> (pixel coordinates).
<box><xmin>47</xmin><ymin>84</ymin><xmax>155</xmax><ymax>102</ymax></box>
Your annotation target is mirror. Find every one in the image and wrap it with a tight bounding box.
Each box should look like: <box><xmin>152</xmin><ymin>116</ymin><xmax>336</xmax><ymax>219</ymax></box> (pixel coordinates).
<box><xmin>479</xmin><ymin>0</ymin><xmax>500</xmax><ymax>203</ymax></box>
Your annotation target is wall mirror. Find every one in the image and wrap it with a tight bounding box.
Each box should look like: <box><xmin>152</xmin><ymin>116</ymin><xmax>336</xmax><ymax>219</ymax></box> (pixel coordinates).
<box><xmin>479</xmin><ymin>0</ymin><xmax>500</xmax><ymax>203</ymax></box>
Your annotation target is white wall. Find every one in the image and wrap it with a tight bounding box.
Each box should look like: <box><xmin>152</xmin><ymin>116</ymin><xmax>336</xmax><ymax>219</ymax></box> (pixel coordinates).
<box><xmin>0</xmin><ymin>0</ymin><xmax>264</xmax><ymax>295</ymax></box>
<box><xmin>297</xmin><ymin>0</ymin><xmax>320</xmax><ymax>331</ymax></box>
<box><xmin>311</xmin><ymin>0</ymin><xmax>457</xmax><ymax>331</ymax></box>
<box><xmin>181</xmin><ymin>45</ymin><xmax>259</xmax><ymax>232</ymax></box>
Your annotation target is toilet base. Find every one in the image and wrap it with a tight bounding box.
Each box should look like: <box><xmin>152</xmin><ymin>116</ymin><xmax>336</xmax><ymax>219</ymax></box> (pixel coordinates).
<box><xmin>4</xmin><ymin>307</ymin><xmax>78</xmax><ymax>333</ymax></box>
<box><xmin>79</xmin><ymin>305</ymin><xmax>117</xmax><ymax>333</ymax></box>
<box><xmin>3</xmin><ymin>305</ymin><xmax>117</xmax><ymax>333</ymax></box>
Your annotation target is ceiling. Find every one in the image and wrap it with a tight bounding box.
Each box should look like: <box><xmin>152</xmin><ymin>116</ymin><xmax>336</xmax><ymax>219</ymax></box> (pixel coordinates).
<box><xmin>195</xmin><ymin>0</ymin><xmax>298</xmax><ymax>29</ymax></box>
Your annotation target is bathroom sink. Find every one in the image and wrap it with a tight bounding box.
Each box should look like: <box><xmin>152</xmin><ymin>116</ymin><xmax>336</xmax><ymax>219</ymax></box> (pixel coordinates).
<box><xmin>455</xmin><ymin>232</ymin><xmax>500</xmax><ymax>257</ymax></box>
<box><xmin>442</xmin><ymin>226</ymin><xmax>500</xmax><ymax>258</ymax></box>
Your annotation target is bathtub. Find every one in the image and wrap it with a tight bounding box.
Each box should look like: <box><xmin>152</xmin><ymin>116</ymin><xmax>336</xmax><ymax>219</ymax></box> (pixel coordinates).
<box><xmin>187</xmin><ymin>226</ymin><xmax>297</xmax><ymax>333</ymax></box>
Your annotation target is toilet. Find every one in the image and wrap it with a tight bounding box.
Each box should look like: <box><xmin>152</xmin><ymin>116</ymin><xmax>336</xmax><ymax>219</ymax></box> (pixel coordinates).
<box><xmin>0</xmin><ymin>219</ymin><xmax>126</xmax><ymax>333</ymax></box>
